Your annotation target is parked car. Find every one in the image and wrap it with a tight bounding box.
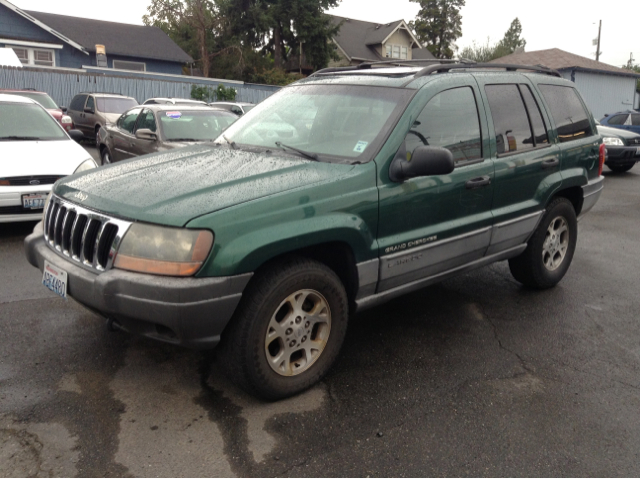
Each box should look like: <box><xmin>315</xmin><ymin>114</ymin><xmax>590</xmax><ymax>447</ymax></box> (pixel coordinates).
<box><xmin>25</xmin><ymin>63</ymin><xmax>604</xmax><ymax>400</ymax></box>
<box><xmin>0</xmin><ymin>94</ymin><xmax>96</xmax><ymax>223</ymax></box>
<box><xmin>600</xmin><ymin>110</ymin><xmax>640</xmax><ymax>135</ymax></box>
<box><xmin>596</xmin><ymin>120</ymin><xmax>640</xmax><ymax>173</ymax></box>
<box><xmin>0</xmin><ymin>89</ymin><xmax>74</xmax><ymax>131</ymax></box>
<box><xmin>67</xmin><ymin>92</ymin><xmax>138</xmax><ymax>141</ymax></box>
<box><xmin>97</xmin><ymin>105</ymin><xmax>239</xmax><ymax>164</ymax></box>
<box><xmin>143</xmin><ymin>97</ymin><xmax>207</xmax><ymax>106</ymax></box>
<box><xmin>209</xmin><ymin>101</ymin><xmax>255</xmax><ymax>115</ymax></box>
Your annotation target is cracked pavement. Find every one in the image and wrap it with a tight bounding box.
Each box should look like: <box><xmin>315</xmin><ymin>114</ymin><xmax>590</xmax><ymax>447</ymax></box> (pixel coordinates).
<box><xmin>1</xmin><ymin>168</ymin><xmax>640</xmax><ymax>476</ymax></box>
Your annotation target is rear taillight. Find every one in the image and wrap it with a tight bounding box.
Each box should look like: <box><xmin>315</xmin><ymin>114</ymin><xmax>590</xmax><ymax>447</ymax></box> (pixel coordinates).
<box><xmin>598</xmin><ymin>143</ymin><xmax>606</xmax><ymax>176</ymax></box>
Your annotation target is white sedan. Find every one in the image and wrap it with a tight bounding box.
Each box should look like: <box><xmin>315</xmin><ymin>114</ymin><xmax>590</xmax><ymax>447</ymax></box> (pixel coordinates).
<box><xmin>0</xmin><ymin>94</ymin><xmax>97</xmax><ymax>223</ymax></box>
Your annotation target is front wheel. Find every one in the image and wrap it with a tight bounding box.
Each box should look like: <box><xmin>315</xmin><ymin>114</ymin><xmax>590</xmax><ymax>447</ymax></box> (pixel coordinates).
<box><xmin>508</xmin><ymin>197</ymin><xmax>578</xmax><ymax>289</ymax></box>
<box><xmin>100</xmin><ymin>147</ymin><xmax>112</xmax><ymax>166</ymax></box>
<box><xmin>607</xmin><ymin>162</ymin><xmax>635</xmax><ymax>173</ymax></box>
<box><xmin>217</xmin><ymin>257</ymin><xmax>348</xmax><ymax>400</ymax></box>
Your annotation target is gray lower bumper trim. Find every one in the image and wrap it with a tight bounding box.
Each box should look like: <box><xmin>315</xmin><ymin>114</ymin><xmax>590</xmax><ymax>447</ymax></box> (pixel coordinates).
<box><xmin>25</xmin><ymin>222</ymin><xmax>252</xmax><ymax>349</ymax></box>
<box><xmin>579</xmin><ymin>175</ymin><xmax>604</xmax><ymax>220</ymax></box>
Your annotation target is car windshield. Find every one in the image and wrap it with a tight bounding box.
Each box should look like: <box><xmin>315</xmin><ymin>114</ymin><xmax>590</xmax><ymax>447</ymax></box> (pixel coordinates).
<box><xmin>96</xmin><ymin>97</ymin><xmax>139</xmax><ymax>114</ymax></box>
<box><xmin>159</xmin><ymin>110</ymin><xmax>239</xmax><ymax>142</ymax></box>
<box><xmin>219</xmin><ymin>84</ymin><xmax>413</xmax><ymax>162</ymax></box>
<box><xmin>0</xmin><ymin>102</ymin><xmax>67</xmax><ymax>141</ymax></box>
<box><xmin>242</xmin><ymin>104</ymin><xmax>255</xmax><ymax>113</ymax></box>
<box><xmin>3</xmin><ymin>91</ymin><xmax>58</xmax><ymax>109</ymax></box>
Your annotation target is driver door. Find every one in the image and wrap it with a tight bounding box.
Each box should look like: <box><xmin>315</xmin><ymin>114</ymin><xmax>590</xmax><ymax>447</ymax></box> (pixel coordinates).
<box><xmin>111</xmin><ymin>108</ymin><xmax>143</xmax><ymax>161</ymax></box>
<box><xmin>376</xmin><ymin>79</ymin><xmax>495</xmax><ymax>292</ymax></box>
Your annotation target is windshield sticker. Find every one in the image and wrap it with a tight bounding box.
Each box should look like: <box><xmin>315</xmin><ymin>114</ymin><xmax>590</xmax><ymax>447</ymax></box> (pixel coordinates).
<box><xmin>353</xmin><ymin>141</ymin><xmax>369</xmax><ymax>153</ymax></box>
<box><xmin>166</xmin><ymin>111</ymin><xmax>182</xmax><ymax>119</ymax></box>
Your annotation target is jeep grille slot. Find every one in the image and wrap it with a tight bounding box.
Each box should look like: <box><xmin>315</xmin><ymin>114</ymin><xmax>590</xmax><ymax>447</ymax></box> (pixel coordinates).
<box><xmin>43</xmin><ymin>195</ymin><xmax>132</xmax><ymax>273</ymax></box>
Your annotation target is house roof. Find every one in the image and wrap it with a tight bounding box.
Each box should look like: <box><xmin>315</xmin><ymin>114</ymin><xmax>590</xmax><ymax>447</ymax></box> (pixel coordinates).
<box><xmin>329</xmin><ymin>15</ymin><xmax>432</xmax><ymax>62</ymax></box>
<box><xmin>490</xmin><ymin>48</ymin><xmax>639</xmax><ymax>78</ymax></box>
<box><xmin>18</xmin><ymin>8</ymin><xmax>192</xmax><ymax>64</ymax></box>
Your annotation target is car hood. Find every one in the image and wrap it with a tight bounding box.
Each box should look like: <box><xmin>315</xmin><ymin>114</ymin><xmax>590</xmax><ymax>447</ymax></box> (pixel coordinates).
<box><xmin>598</xmin><ymin>125</ymin><xmax>640</xmax><ymax>140</ymax></box>
<box><xmin>1</xmin><ymin>139</ymin><xmax>93</xmax><ymax>177</ymax></box>
<box><xmin>47</xmin><ymin>109</ymin><xmax>63</xmax><ymax>121</ymax></box>
<box><xmin>55</xmin><ymin>144</ymin><xmax>355</xmax><ymax>227</ymax></box>
<box><xmin>104</xmin><ymin>113</ymin><xmax>121</xmax><ymax>124</ymax></box>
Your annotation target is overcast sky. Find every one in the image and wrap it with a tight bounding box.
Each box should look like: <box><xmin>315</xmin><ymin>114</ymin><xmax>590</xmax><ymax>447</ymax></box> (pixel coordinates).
<box><xmin>10</xmin><ymin>0</ymin><xmax>637</xmax><ymax>68</ymax></box>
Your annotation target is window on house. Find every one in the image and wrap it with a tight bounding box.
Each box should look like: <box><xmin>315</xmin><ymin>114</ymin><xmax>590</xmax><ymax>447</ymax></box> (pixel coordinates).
<box><xmin>112</xmin><ymin>60</ymin><xmax>146</xmax><ymax>72</ymax></box>
<box><xmin>385</xmin><ymin>44</ymin><xmax>408</xmax><ymax>60</ymax></box>
<box><xmin>10</xmin><ymin>47</ymin><xmax>55</xmax><ymax>67</ymax></box>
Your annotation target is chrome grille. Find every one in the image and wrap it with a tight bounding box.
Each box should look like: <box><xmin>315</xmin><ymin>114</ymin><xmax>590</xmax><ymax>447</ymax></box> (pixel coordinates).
<box><xmin>43</xmin><ymin>195</ymin><xmax>132</xmax><ymax>272</ymax></box>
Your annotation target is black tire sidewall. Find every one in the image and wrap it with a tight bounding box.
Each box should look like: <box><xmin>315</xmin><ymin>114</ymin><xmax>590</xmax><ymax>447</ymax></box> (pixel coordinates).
<box><xmin>101</xmin><ymin>147</ymin><xmax>111</xmax><ymax>165</ymax></box>
<box><xmin>238</xmin><ymin>263</ymin><xmax>348</xmax><ymax>399</ymax></box>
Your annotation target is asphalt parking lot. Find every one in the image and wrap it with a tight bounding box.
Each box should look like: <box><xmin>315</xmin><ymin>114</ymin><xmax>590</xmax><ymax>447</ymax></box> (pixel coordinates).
<box><xmin>1</xmin><ymin>164</ymin><xmax>640</xmax><ymax>477</ymax></box>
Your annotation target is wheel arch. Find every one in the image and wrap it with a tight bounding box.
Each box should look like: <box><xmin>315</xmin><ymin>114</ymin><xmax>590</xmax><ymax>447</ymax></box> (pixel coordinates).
<box><xmin>551</xmin><ymin>186</ymin><xmax>584</xmax><ymax>216</ymax></box>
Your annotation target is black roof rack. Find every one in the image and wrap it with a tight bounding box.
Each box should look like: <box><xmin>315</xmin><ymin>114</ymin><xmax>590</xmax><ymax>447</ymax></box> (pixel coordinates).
<box><xmin>311</xmin><ymin>59</ymin><xmax>462</xmax><ymax>77</ymax></box>
<box><xmin>412</xmin><ymin>62</ymin><xmax>561</xmax><ymax>79</ymax></box>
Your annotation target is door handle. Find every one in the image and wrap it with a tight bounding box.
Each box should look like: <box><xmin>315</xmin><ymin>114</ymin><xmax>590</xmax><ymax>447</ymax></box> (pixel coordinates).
<box><xmin>465</xmin><ymin>175</ymin><xmax>491</xmax><ymax>189</ymax></box>
<box><xmin>541</xmin><ymin>158</ymin><xmax>560</xmax><ymax>169</ymax></box>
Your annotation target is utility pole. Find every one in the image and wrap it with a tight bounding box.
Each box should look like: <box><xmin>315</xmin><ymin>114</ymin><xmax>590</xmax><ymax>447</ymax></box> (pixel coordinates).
<box><xmin>596</xmin><ymin>20</ymin><xmax>602</xmax><ymax>62</ymax></box>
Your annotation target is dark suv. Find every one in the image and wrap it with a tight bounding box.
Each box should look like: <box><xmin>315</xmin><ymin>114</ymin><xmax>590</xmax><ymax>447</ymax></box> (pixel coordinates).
<box><xmin>26</xmin><ymin>62</ymin><xmax>605</xmax><ymax>400</ymax></box>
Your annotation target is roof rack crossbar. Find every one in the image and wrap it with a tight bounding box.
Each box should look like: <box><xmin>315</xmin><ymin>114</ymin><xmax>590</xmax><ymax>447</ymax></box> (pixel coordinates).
<box><xmin>412</xmin><ymin>62</ymin><xmax>562</xmax><ymax>79</ymax></box>
<box><xmin>311</xmin><ymin>58</ymin><xmax>471</xmax><ymax>77</ymax></box>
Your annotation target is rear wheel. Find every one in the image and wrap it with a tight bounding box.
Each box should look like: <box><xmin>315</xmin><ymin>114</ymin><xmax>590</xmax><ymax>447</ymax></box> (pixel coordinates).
<box><xmin>607</xmin><ymin>162</ymin><xmax>635</xmax><ymax>173</ymax></box>
<box><xmin>508</xmin><ymin>197</ymin><xmax>578</xmax><ymax>289</ymax></box>
<box><xmin>217</xmin><ymin>257</ymin><xmax>348</xmax><ymax>400</ymax></box>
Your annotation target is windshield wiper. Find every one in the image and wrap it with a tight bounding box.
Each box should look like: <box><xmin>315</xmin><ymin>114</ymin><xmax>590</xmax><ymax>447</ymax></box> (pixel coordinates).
<box><xmin>223</xmin><ymin>134</ymin><xmax>238</xmax><ymax>150</ymax></box>
<box><xmin>275</xmin><ymin>141</ymin><xmax>319</xmax><ymax>161</ymax></box>
<box><xmin>0</xmin><ymin>136</ymin><xmax>42</xmax><ymax>141</ymax></box>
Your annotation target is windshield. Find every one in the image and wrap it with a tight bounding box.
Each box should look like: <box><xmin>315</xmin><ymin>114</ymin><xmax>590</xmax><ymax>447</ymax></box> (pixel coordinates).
<box><xmin>160</xmin><ymin>110</ymin><xmax>239</xmax><ymax>142</ymax></box>
<box><xmin>220</xmin><ymin>84</ymin><xmax>413</xmax><ymax>162</ymax></box>
<box><xmin>3</xmin><ymin>91</ymin><xmax>58</xmax><ymax>109</ymax></box>
<box><xmin>242</xmin><ymin>104</ymin><xmax>255</xmax><ymax>113</ymax></box>
<box><xmin>0</xmin><ymin>102</ymin><xmax>67</xmax><ymax>140</ymax></box>
<box><xmin>96</xmin><ymin>97</ymin><xmax>138</xmax><ymax>114</ymax></box>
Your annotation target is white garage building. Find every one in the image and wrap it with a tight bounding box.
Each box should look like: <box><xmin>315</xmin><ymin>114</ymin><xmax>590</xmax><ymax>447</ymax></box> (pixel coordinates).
<box><xmin>491</xmin><ymin>48</ymin><xmax>640</xmax><ymax>119</ymax></box>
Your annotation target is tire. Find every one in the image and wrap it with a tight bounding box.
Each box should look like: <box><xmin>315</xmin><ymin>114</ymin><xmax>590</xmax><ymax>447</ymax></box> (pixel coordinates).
<box><xmin>217</xmin><ymin>257</ymin><xmax>348</xmax><ymax>400</ymax></box>
<box><xmin>508</xmin><ymin>197</ymin><xmax>578</xmax><ymax>289</ymax></box>
<box><xmin>607</xmin><ymin>162</ymin><xmax>635</xmax><ymax>173</ymax></box>
<box><xmin>100</xmin><ymin>146</ymin><xmax>112</xmax><ymax>166</ymax></box>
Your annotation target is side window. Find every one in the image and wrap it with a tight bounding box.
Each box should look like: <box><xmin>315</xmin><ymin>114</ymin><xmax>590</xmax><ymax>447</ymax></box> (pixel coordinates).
<box><xmin>519</xmin><ymin>85</ymin><xmax>549</xmax><ymax>145</ymax></box>
<box><xmin>69</xmin><ymin>95</ymin><xmax>86</xmax><ymax>111</ymax></box>
<box><xmin>118</xmin><ymin>108</ymin><xmax>142</xmax><ymax>134</ymax></box>
<box><xmin>85</xmin><ymin>96</ymin><xmax>95</xmax><ymax>112</ymax></box>
<box><xmin>538</xmin><ymin>84</ymin><xmax>594</xmax><ymax>143</ymax></box>
<box><xmin>231</xmin><ymin>106</ymin><xmax>243</xmax><ymax>115</ymax></box>
<box><xmin>136</xmin><ymin>109</ymin><xmax>157</xmax><ymax>132</ymax></box>
<box><xmin>405</xmin><ymin>86</ymin><xmax>482</xmax><ymax>163</ymax></box>
<box><xmin>607</xmin><ymin>114</ymin><xmax>629</xmax><ymax>125</ymax></box>
<box><xmin>631</xmin><ymin>114</ymin><xmax>640</xmax><ymax>126</ymax></box>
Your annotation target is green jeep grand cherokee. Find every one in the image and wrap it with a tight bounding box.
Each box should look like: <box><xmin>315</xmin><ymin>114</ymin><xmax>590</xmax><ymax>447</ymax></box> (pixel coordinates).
<box><xmin>25</xmin><ymin>62</ymin><xmax>605</xmax><ymax>399</ymax></box>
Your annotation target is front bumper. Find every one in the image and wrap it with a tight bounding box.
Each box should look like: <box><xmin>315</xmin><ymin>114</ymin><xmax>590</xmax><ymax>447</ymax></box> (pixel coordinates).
<box><xmin>24</xmin><ymin>222</ymin><xmax>252</xmax><ymax>349</ymax></box>
<box><xmin>0</xmin><ymin>185</ymin><xmax>51</xmax><ymax>223</ymax></box>
<box><xmin>605</xmin><ymin>145</ymin><xmax>640</xmax><ymax>164</ymax></box>
<box><xmin>579</xmin><ymin>175</ymin><xmax>604</xmax><ymax>220</ymax></box>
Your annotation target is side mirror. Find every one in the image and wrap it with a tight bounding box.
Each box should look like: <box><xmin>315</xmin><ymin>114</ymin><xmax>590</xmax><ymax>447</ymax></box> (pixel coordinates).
<box><xmin>135</xmin><ymin>128</ymin><xmax>157</xmax><ymax>141</ymax></box>
<box><xmin>84</xmin><ymin>107</ymin><xmax>95</xmax><ymax>114</ymax></box>
<box><xmin>68</xmin><ymin>129</ymin><xmax>84</xmax><ymax>143</ymax></box>
<box><xmin>389</xmin><ymin>145</ymin><xmax>455</xmax><ymax>182</ymax></box>
<box><xmin>60</xmin><ymin>106</ymin><xmax>68</xmax><ymax>113</ymax></box>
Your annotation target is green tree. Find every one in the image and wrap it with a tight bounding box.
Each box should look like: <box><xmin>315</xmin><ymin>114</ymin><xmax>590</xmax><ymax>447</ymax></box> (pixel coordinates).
<box><xmin>459</xmin><ymin>18</ymin><xmax>526</xmax><ymax>62</ymax></box>
<box><xmin>498</xmin><ymin>17</ymin><xmax>526</xmax><ymax>54</ymax></box>
<box><xmin>409</xmin><ymin>0</ymin><xmax>465</xmax><ymax>59</ymax></box>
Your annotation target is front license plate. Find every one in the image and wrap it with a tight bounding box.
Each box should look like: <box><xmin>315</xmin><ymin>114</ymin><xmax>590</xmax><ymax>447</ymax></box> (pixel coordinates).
<box><xmin>42</xmin><ymin>260</ymin><xmax>68</xmax><ymax>299</ymax></box>
<box><xmin>22</xmin><ymin>193</ymin><xmax>46</xmax><ymax>210</ymax></box>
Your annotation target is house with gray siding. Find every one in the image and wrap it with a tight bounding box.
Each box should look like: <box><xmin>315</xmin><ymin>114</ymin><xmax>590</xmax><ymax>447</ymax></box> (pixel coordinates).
<box><xmin>0</xmin><ymin>0</ymin><xmax>192</xmax><ymax>75</ymax></box>
<box><xmin>491</xmin><ymin>48</ymin><xmax>640</xmax><ymax>119</ymax></box>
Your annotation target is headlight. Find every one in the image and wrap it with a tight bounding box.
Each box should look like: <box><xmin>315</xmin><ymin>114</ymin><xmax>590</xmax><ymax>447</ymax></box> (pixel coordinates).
<box><xmin>113</xmin><ymin>223</ymin><xmax>214</xmax><ymax>276</ymax></box>
<box><xmin>602</xmin><ymin>137</ymin><xmax>624</xmax><ymax>146</ymax></box>
<box><xmin>74</xmin><ymin>159</ymin><xmax>98</xmax><ymax>174</ymax></box>
<box><xmin>61</xmin><ymin>115</ymin><xmax>73</xmax><ymax>125</ymax></box>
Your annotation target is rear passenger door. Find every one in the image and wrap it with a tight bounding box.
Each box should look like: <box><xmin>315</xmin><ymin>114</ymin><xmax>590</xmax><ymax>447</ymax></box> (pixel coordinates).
<box><xmin>67</xmin><ymin>94</ymin><xmax>87</xmax><ymax>132</ymax></box>
<box><xmin>475</xmin><ymin>77</ymin><xmax>561</xmax><ymax>255</ymax></box>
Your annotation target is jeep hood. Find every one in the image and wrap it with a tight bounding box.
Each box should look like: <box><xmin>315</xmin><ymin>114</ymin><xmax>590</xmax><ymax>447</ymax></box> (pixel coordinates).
<box><xmin>55</xmin><ymin>144</ymin><xmax>355</xmax><ymax>227</ymax></box>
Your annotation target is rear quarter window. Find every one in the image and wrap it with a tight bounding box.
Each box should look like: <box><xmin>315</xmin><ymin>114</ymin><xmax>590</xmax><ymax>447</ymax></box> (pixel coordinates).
<box><xmin>69</xmin><ymin>95</ymin><xmax>87</xmax><ymax>111</ymax></box>
<box><xmin>538</xmin><ymin>84</ymin><xmax>593</xmax><ymax>143</ymax></box>
<box><xmin>606</xmin><ymin>114</ymin><xmax>629</xmax><ymax>125</ymax></box>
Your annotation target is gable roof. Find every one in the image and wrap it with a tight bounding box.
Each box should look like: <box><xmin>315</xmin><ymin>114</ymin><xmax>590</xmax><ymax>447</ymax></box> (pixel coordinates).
<box><xmin>490</xmin><ymin>48</ymin><xmax>639</xmax><ymax>78</ymax></box>
<box><xmin>23</xmin><ymin>10</ymin><xmax>192</xmax><ymax>64</ymax></box>
<box><xmin>329</xmin><ymin>15</ymin><xmax>431</xmax><ymax>62</ymax></box>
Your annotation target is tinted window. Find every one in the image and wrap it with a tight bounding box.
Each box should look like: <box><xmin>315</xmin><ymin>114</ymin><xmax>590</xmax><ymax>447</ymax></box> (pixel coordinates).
<box><xmin>538</xmin><ymin>84</ymin><xmax>593</xmax><ymax>142</ymax></box>
<box><xmin>69</xmin><ymin>95</ymin><xmax>87</xmax><ymax>111</ymax></box>
<box><xmin>406</xmin><ymin>86</ymin><xmax>482</xmax><ymax>163</ymax></box>
<box><xmin>85</xmin><ymin>96</ymin><xmax>95</xmax><ymax>112</ymax></box>
<box><xmin>96</xmin><ymin>97</ymin><xmax>139</xmax><ymax>114</ymax></box>
<box><xmin>136</xmin><ymin>109</ymin><xmax>157</xmax><ymax>132</ymax></box>
<box><xmin>485</xmin><ymin>84</ymin><xmax>535</xmax><ymax>154</ymax></box>
<box><xmin>519</xmin><ymin>85</ymin><xmax>548</xmax><ymax>146</ymax></box>
<box><xmin>0</xmin><ymin>102</ymin><xmax>66</xmax><ymax>141</ymax></box>
<box><xmin>631</xmin><ymin>114</ymin><xmax>640</xmax><ymax>126</ymax></box>
<box><xmin>118</xmin><ymin>108</ymin><xmax>142</xmax><ymax>134</ymax></box>
<box><xmin>606</xmin><ymin>114</ymin><xmax>628</xmax><ymax>125</ymax></box>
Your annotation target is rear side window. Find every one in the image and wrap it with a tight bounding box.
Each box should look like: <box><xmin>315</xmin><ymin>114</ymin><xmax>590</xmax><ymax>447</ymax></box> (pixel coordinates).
<box><xmin>69</xmin><ymin>95</ymin><xmax>87</xmax><ymax>111</ymax></box>
<box><xmin>607</xmin><ymin>114</ymin><xmax>629</xmax><ymax>125</ymax></box>
<box><xmin>405</xmin><ymin>86</ymin><xmax>482</xmax><ymax>163</ymax></box>
<box><xmin>631</xmin><ymin>114</ymin><xmax>640</xmax><ymax>126</ymax></box>
<box><xmin>538</xmin><ymin>84</ymin><xmax>593</xmax><ymax>142</ymax></box>
<box><xmin>485</xmin><ymin>84</ymin><xmax>547</xmax><ymax>154</ymax></box>
<box><xmin>519</xmin><ymin>85</ymin><xmax>548</xmax><ymax>145</ymax></box>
